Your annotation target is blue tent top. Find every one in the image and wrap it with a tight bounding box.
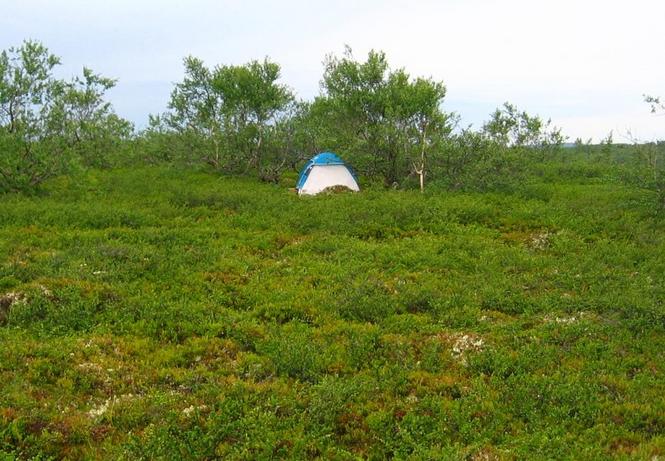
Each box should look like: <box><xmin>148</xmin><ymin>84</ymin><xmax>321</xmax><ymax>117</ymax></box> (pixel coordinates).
<box><xmin>296</xmin><ymin>152</ymin><xmax>356</xmax><ymax>190</ymax></box>
<box><xmin>310</xmin><ymin>152</ymin><xmax>345</xmax><ymax>166</ymax></box>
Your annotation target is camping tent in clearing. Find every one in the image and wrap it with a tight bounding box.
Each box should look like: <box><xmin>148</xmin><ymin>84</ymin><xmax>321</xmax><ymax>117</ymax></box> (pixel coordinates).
<box><xmin>296</xmin><ymin>152</ymin><xmax>360</xmax><ymax>195</ymax></box>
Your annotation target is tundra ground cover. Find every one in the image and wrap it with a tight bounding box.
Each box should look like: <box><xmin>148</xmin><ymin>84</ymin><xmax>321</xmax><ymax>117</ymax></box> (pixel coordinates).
<box><xmin>0</xmin><ymin>167</ymin><xmax>664</xmax><ymax>459</ymax></box>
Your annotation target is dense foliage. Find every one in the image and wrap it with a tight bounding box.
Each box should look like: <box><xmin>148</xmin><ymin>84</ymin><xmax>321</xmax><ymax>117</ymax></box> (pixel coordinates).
<box><xmin>1</xmin><ymin>40</ymin><xmax>663</xmax><ymax>208</ymax></box>
<box><xmin>0</xmin><ymin>167</ymin><xmax>663</xmax><ymax>459</ymax></box>
<box><xmin>155</xmin><ymin>56</ymin><xmax>297</xmax><ymax>181</ymax></box>
<box><xmin>313</xmin><ymin>47</ymin><xmax>451</xmax><ymax>188</ymax></box>
<box><xmin>1</xmin><ymin>39</ymin><xmax>664</xmax><ymax>459</ymax></box>
<box><xmin>0</xmin><ymin>41</ymin><xmax>131</xmax><ymax>192</ymax></box>
<box><xmin>142</xmin><ymin>46</ymin><xmax>572</xmax><ymax>192</ymax></box>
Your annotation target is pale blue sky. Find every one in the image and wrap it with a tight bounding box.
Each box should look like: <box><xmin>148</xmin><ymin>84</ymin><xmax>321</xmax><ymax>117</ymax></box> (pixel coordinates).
<box><xmin>3</xmin><ymin>0</ymin><xmax>664</xmax><ymax>141</ymax></box>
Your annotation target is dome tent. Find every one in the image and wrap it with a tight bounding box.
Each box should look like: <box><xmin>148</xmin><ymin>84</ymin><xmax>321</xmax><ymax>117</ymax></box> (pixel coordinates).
<box><xmin>296</xmin><ymin>152</ymin><xmax>360</xmax><ymax>195</ymax></box>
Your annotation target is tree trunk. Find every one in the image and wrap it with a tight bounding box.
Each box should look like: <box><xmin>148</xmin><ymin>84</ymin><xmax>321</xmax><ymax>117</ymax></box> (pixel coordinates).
<box><xmin>416</xmin><ymin>122</ymin><xmax>428</xmax><ymax>193</ymax></box>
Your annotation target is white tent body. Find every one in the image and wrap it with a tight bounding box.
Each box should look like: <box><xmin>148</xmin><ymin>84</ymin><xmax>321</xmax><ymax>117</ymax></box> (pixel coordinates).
<box><xmin>298</xmin><ymin>164</ymin><xmax>360</xmax><ymax>195</ymax></box>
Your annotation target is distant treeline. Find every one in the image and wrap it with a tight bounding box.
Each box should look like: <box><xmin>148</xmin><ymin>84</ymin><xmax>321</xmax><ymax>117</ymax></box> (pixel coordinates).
<box><xmin>1</xmin><ymin>40</ymin><xmax>663</xmax><ymax>207</ymax></box>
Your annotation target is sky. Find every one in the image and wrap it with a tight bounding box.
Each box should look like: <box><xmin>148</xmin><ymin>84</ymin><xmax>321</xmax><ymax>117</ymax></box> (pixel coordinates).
<box><xmin>2</xmin><ymin>0</ymin><xmax>664</xmax><ymax>142</ymax></box>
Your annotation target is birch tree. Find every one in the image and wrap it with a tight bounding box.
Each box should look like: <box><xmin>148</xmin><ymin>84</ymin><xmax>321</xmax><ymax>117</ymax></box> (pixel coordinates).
<box><xmin>318</xmin><ymin>47</ymin><xmax>451</xmax><ymax>189</ymax></box>
<box><xmin>166</xmin><ymin>57</ymin><xmax>294</xmax><ymax>177</ymax></box>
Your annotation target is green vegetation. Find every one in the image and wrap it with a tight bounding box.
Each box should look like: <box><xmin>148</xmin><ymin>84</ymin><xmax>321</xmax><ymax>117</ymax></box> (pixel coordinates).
<box><xmin>2</xmin><ymin>40</ymin><xmax>664</xmax><ymax>209</ymax></box>
<box><xmin>156</xmin><ymin>55</ymin><xmax>296</xmax><ymax>181</ymax></box>
<box><xmin>1</xmin><ymin>39</ymin><xmax>665</xmax><ymax>459</ymax></box>
<box><xmin>0</xmin><ymin>41</ymin><xmax>132</xmax><ymax>192</ymax></box>
<box><xmin>1</xmin><ymin>166</ymin><xmax>664</xmax><ymax>459</ymax></box>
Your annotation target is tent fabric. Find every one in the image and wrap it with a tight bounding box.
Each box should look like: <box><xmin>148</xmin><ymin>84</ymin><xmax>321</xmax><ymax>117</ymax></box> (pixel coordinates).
<box><xmin>296</xmin><ymin>152</ymin><xmax>360</xmax><ymax>195</ymax></box>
